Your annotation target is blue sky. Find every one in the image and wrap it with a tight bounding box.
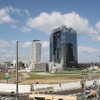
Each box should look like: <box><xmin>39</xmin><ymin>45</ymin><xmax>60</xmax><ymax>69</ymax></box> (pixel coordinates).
<box><xmin>0</xmin><ymin>0</ymin><xmax>100</xmax><ymax>63</ymax></box>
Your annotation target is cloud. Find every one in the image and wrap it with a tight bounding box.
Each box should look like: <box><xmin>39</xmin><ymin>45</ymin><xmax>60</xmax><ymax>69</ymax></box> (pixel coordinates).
<box><xmin>25</xmin><ymin>9</ymin><xmax>30</xmax><ymax>17</ymax></box>
<box><xmin>23</xmin><ymin>42</ymin><xmax>31</xmax><ymax>48</ymax></box>
<box><xmin>26</xmin><ymin>11</ymin><xmax>97</xmax><ymax>35</ymax></box>
<box><xmin>42</xmin><ymin>50</ymin><xmax>49</xmax><ymax>62</ymax></box>
<box><xmin>0</xmin><ymin>49</ymin><xmax>7</xmax><ymax>55</ymax></box>
<box><xmin>96</xmin><ymin>22</ymin><xmax>100</xmax><ymax>32</ymax></box>
<box><xmin>0</xmin><ymin>39</ymin><xmax>9</xmax><ymax>48</ymax></box>
<box><xmin>10</xmin><ymin>24</ymin><xmax>17</xmax><ymax>29</ymax></box>
<box><xmin>78</xmin><ymin>46</ymin><xmax>99</xmax><ymax>53</ymax></box>
<box><xmin>42</xmin><ymin>41</ymin><xmax>49</xmax><ymax>48</ymax></box>
<box><xmin>0</xmin><ymin>7</ymin><xmax>17</xmax><ymax>24</ymax></box>
<box><xmin>5</xmin><ymin>51</ymin><xmax>15</xmax><ymax>58</ymax></box>
<box><xmin>93</xmin><ymin>35</ymin><xmax>100</xmax><ymax>41</ymax></box>
<box><xmin>0</xmin><ymin>39</ymin><xmax>16</xmax><ymax>61</ymax></box>
<box><xmin>20</xmin><ymin>27</ymin><xmax>31</xmax><ymax>32</ymax></box>
<box><xmin>0</xmin><ymin>7</ymin><xmax>30</xmax><ymax>25</ymax></box>
<box><xmin>92</xmin><ymin>22</ymin><xmax>100</xmax><ymax>41</ymax></box>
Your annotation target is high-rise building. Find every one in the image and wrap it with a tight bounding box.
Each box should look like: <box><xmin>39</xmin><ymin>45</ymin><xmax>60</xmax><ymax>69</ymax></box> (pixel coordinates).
<box><xmin>50</xmin><ymin>25</ymin><xmax>77</xmax><ymax>69</ymax></box>
<box><xmin>31</xmin><ymin>40</ymin><xmax>42</xmax><ymax>64</ymax></box>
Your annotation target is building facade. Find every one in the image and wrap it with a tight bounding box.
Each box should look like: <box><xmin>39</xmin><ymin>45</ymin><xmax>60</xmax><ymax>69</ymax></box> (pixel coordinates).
<box><xmin>31</xmin><ymin>40</ymin><xmax>42</xmax><ymax>64</ymax></box>
<box><xmin>50</xmin><ymin>25</ymin><xmax>77</xmax><ymax>70</ymax></box>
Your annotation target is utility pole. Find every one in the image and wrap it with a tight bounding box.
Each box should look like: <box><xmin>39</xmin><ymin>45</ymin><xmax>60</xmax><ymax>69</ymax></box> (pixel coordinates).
<box><xmin>84</xmin><ymin>76</ymin><xmax>86</xmax><ymax>100</ymax></box>
<box><xmin>16</xmin><ymin>41</ymin><xmax>19</xmax><ymax>100</ymax></box>
<box><xmin>97</xmin><ymin>56</ymin><xmax>100</xmax><ymax>100</ymax></box>
<box><xmin>97</xmin><ymin>71</ymin><xmax>99</xmax><ymax>100</ymax></box>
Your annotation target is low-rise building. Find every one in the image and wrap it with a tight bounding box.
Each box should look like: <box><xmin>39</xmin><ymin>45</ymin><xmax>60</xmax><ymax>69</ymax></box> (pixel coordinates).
<box><xmin>35</xmin><ymin>63</ymin><xmax>48</xmax><ymax>72</ymax></box>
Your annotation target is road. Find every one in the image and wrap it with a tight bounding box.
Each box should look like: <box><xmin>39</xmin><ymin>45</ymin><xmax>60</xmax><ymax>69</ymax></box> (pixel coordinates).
<box><xmin>46</xmin><ymin>88</ymin><xmax>100</xmax><ymax>100</ymax></box>
<box><xmin>0</xmin><ymin>95</ymin><xmax>29</xmax><ymax>100</ymax></box>
<box><xmin>47</xmin><ymin>88</ymin><xmax>82</xmax><ymax>95</ymax></box>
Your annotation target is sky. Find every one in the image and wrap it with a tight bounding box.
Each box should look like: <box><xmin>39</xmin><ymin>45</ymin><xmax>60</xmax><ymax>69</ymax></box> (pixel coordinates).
<box><xmin>0</xmin><ymin>0</ymin><xmax>100</xmax><ymax>63</ymax></box>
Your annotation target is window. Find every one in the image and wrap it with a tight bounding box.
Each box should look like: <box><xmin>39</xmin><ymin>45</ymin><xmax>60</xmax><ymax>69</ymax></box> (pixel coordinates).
<box><xmin>35</xmin><ymin>97</ymin><xmax>45</xmax><ymax>100</ymax></box>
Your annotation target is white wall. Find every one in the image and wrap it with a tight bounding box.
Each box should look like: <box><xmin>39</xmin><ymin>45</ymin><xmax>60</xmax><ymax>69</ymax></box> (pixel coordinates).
<box><xmin>0</xmin><ymin>83</ymin><xmax>30</xmax><ymax>93</ymax></box>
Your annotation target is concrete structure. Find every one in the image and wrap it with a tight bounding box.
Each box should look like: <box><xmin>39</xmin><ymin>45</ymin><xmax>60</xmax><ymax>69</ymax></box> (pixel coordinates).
<box><xmin>49</xmin><ymin>25</ymin><xmax>77</xmax><ymax>71</ymax></box>
<box><xmin>0</xmin><ymin>83</ymin><xmax>30</xmax><ymax>93</ymax></box>
<box><xmin>32</xmin><ymin>79</ymin><xmax>100</xmax><ymax>92</ymax></box>
<box><xmin>26</xmin><ymin>63</ymin><xmax>49</xmax><ymax>72</ymax></box>
<box><xmin>34</xmin><ymin>63</ymin><xmax>48</xmax><ymax>72</ymax></box>
<box><xmin>31</xmin><ymin>40</ymin><xmax>42</xmax><ymax>64</ymax></box>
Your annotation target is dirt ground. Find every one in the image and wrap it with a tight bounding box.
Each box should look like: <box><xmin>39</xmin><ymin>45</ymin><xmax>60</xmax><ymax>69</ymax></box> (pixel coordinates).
<box><xmin>19</xmin><ymin>78</ymin><xmax>80</xmax><ymax>85</ymax></box>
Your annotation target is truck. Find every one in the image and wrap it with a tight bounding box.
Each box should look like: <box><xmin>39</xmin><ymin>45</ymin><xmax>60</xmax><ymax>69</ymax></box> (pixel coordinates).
<box><xmin>86</xmin><ymin>90</ymin><xmax>97</xmax><ymax>98</ymax></box>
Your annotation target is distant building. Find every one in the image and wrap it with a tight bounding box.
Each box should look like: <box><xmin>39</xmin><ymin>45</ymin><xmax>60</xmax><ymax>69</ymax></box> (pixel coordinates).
<box><xmin>13</xmin><ymin>60</ymin><xmax>25</xmax><ymax>69</ymax></box>
<box><xmin>3</xmin><ymin>61</ymin><xmax>12</xmax><ymax>67</ymax></box>
<box><xmin>29</xmin><ymin>40</ymin><xmax>42</xmax><ymax>71</ymax></box>
<box><xmin>0</xmin><ymin>63</ymin><xmax>8</xmax><ymax>72</ymax></box>
<box><xmin>49</xmin><ymin>25</ymin><xmax>77</xmax><ymax>71</ymax></box>
<box><xmin>34</xmin><ymin>63</ymin><xmax>48</xmax><ymax>72</ymax></box>
<box><xmin>31</xmin><ymin>40</ymin><xmax>42</xmax><ymax>64</ymax></box>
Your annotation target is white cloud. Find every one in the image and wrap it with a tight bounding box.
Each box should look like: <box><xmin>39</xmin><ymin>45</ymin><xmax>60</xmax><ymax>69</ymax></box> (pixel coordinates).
<box><xmin>25</xmin><ymin>9</ymin><xmax>30</xmax><ymax>17</ymax></box>
<box><xmin>91</xmin><ymin>22</ymin><xmax>100</xmax><ymax>42</ymax></box>
<box><xmin>10</xmin><ymin>24</ymin><xmax>17</xmax><ymax>28</ymax></box>
<box><xmin>26</xmin><ymin>11</ymin><xmax>97</xmax><ymax>35</ymax></box>
<box><xmin>0</xmin><ymin>7</ymin><xmax>17</xmax><ymax>24</ymax></box>
<box><xmin>20</xmin><ymin>27</ymin><xmax>31</xmax><ymax>32</ymax></box>
<box><xmin>42</xmin><ymin>41</ymin><xmax>49</xmax><ymax>62</ymax></box>
<box><xmin>78</xmin><ymin>46</ymin><xmax>99</xmax><ymax>53</ymax></box>
<box><xmin>0</xmin><ymin>39</ymin><xmax>16</xmax><ymax>61</ymax></box>
<box><xmin>0</xmin><ymin>7</ymin><xmax>30</xmax><ymax>25</ymax></box>
<box><xmin>42</xmin><ymin>50</ymin><xmax>49</xmax><ymax>62</ymax></box>
<box><xmin>42</xmin><ymin>41</ymin><xmax>49</xmax><ymax>48</ymax></box>
<box><xmin>0</xmin><ymin>39</ymin><xmax>32</xmax><ymax>62</ymax></box>
<box><xmin>93</xmin><ymin>35</ymin><xmax>100</xmax><ymax>41</ymax></box>
<box><xmin>0</xmin><ymin>39</ymin><xmax>9</xmax><ymax>48</ymax></box>
<box><xmin>96</xmin><ymin>22</ymin><xmax>100</xmax><ymax>32</ymax></box>
<box><xmin>23</xmin><ymin>42</ymin><xmax>31</xmax><ymax>48</ymax></box>
<box><xmin>0</xmin><ymin>49</ymin><xmax>7</xmax><ymax>55</ymax></box>
<box><xmin>5</xmin><ymin>51</ymin><xmax>15</xmax><ymax>58</ymax></box>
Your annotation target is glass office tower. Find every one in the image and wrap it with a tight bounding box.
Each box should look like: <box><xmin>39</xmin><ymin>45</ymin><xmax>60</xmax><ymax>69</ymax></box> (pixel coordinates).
<box><xmin>50</xmin><ymin>25</ymin><xmax>77</xmax><ymax>68</ymax></box>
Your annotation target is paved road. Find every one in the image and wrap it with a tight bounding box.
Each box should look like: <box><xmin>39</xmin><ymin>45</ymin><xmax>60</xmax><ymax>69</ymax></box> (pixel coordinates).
<box><xmin>47</xmin><ymin>88</ymin><xmax>82</xmax><ymax>95</ymax></box>
<box><xmin>0</xmin><ymin>95</ymin><xmax>29</xmax><ymax>100</ymax></box>
<box><xmin>46</xmin><ymin>88</ymin><xmax>100</xmax><ymax>100</ymax></box>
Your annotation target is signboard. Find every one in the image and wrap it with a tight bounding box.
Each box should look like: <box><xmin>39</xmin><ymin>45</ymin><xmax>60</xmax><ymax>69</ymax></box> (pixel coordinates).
<box><xmin>5</xmin><ymin>73</ymin><xmax>10</xmax><ymax>80</ymax></box>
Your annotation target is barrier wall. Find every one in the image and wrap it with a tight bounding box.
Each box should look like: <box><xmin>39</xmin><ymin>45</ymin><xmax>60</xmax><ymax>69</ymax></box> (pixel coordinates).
<box><xmin>0</xmin><ymin>83</ymin><xmax>30</xmax><ymax>93</ymax></box>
